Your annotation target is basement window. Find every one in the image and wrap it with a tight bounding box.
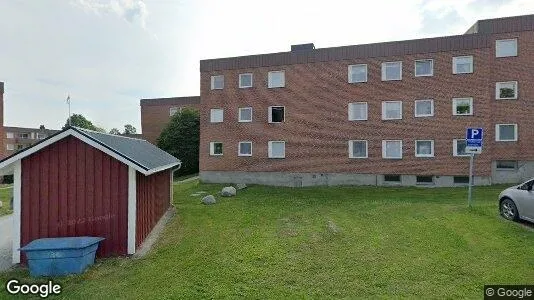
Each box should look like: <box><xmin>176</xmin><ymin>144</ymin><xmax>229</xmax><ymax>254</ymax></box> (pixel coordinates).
<box><xmin>416</xmin><ymin>176</ymin><xmax>434</xmax><ymax>184</ymax></box>
<box><xmin>453</xmin><ymin>176</ymin><xmax>470</xmax><ymax>184</ymax></box>
<box><xmin>384</xmin><ymin>175</ymin><xmax>401</xmax><ymax>182</ymax></box>
<box><xmin>268</xmin><ymin>106</ymin><xmax>285</xmax><ymax>123</ymax></box>
<box><xmin>496</xmin><ymin>160</ymin><xmax>518</xmax><ymax>170</ymax></box>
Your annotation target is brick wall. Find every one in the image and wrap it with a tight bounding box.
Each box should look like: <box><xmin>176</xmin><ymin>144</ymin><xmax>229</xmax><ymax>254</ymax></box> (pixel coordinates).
<box><xmin>140</xmin><ymin>97</ymin><xmax>200</xmax><ymax>144</ymax></box>
<box><xmin>0</xmin><ymin>82</ymin><xmax>4</xmax><ymax>159</ymax></box>
<box><xmin>199</xmin><ymin>30</ymin><xmax>534</xmax><ymax>178</ymax></box>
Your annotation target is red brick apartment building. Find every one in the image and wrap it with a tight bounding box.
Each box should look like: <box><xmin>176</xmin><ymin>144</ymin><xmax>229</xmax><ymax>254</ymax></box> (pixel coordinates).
<box><xmin>4</xmin><ymin>125</ymin><xmax>59</xmax><ymax>157</ymax></box>
<box><xmin>140</xmin><ymin>96</ymin><xmax>200</xmax><ymax>144</ymax></box>
<box><xmin>198</xmin><ymin>14</ymin><xmax>534</xmax><ymax>187</ymax></box>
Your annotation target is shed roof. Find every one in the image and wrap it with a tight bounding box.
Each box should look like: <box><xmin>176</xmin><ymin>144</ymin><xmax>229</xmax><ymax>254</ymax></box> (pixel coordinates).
<box><xmin>0</xmin><ymin>127</ymin><xmax>181</xmax><ymax>175</ymax></box>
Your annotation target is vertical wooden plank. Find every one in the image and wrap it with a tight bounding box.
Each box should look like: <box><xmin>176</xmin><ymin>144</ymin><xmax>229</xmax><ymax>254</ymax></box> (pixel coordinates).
<box><xmin>40</xmin><ymin>147</ymin><xmax>49</xmax><ymax>237</ymax></box>
<box><xmin>49</xmin><ymin>143</ymin><xmax>59</xmax><ymax>237</ymax></box>
<box><xmin>29</xmin><ymin>155</ymin><xmax>40</xmax><ymax>242</ymax></box>
<box><xmin>102</xmin><ymin>154</ymin><xmax>111</xmax><ymax>256</ymax></box>
<box><xmin>58</xmin><ymin>139</ymin><xmax>69</xmax><ymax>237</ymax></box>
<box><xmin>67</xmin><ymin>137</ymin><xmax>77</xmax><ymax>236</ymax></box>
<box><xmin>76</xmin><ymin>139</ymin><xmax>86</xmax><ymax>236</ymax></box>
<box><xmin>85</xmin><ymin>146</ymin><xmax>95</xmax><ymax>235</ymax></box>
<box><xmin>93</xmin><ymin>149</ymin><xmax>104</xmax><ymax>256</ymax></box>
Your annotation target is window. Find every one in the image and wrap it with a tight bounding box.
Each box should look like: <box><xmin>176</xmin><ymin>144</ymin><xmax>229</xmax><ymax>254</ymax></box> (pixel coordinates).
<box><xmin>453</xmin><ymin>139</ymin><xmax>469</xmax><ymax>157</ymax></box>
<box><xmin>452</xmin><ymin>56</ymin><xmax>473</xmax><ymax>74</ymax></box>
<box><xmin>415</xmin><ymin>59</ymin><xmax>433</xmax><ymax>77</ymax></box>
<box><xmin>210</xmin><ymin>108</ymin><xmax>224</xmax><ymax>123</ymax></box>
<box><xmin>496</xmin><ymin>160</ymin><xmax>518</xmax><ymax>170</ymax></box>
<box><xmin>496</xmin><ymin>81</ymin><xmax>518</xmax><ymax>100</ymax></box>
<box><xmin>6</xmin><ymin>144</ymin><xmax>14</xmax><ymax>151</ymax></box>
<box><xmin>348</xmin><ymin>64</ymin><xmax>367</xmax><ymax>83</ymax></box>
<box><xmin>384</xmin><ymin>175</ymin><xmax>401</xmax><ymax>182</ymax></box>
<box><xmin>268</xmin><ymin>71</ymin><xmax>285</xmax><ymax>88</ymax></box>
<box><xmin>169</xmin><ymin>107</ymin><xmax>181</xmax><ymax>116</ymax></box>
<box><xmin>495</xmin><ymin>124</ymin><xmax>518</xmax><ymax>142</ymax></box>
<box><xmin>209</xmin><ymin>142</ymin><xmax>223</xmax><ymax>156</ymax></box>
<box><xmin>238</xmin><ymin>107</ymin><xmax>253</xmax><ymax>122</ymax></box>
<box><xmin>238</xmin><ymin>142</ymin><xmax>252</xmax><ymax>156</ymax></box>
<box><xmin>16</xmin><ymin>144</ymin><xmax>24</xmax><ymax>150</ymax></box>
<box><xmin>416</xmin><ymin>176</ymin><xmax>434</xmax><ymax>184</ymax></box>
<box><xmin>415</xmin><ymin>140</ymin><xmax>434</xmax><ymax>157</ymax></box>
<box><xmin>381</xmin><ymin>61</ymin><xmax>402</xmax><ymax>81</ymax></box>
<box><xmin>348</xmin><ymin>140</ymin><xmax>368</xmax><ymax>158</ymax></box>
<box><xmin>454</xmin><ymin>176</ymin><xmax>470</xmax><ymax>184</ymax></box>
<box><xmin>382</xmin><ymin>140</ymin><xmax>402</xmax><ymax>159</ymax></box>
<box><xmin>414</xmin><ymin>99</ymin><xmax>434</xmax><ymax>117</ymax></box>
<box><xmin>239</xmin><ymin>73</ymin><xmax>253</xmax><ymax>88</ymax></box>
<box><xmin>18</xmin><ymin>133</ymin><xmax>29</xmax><ymax>139</ymax></box>
<box><xmin>268</xmin><ymin>106</ymin><xmax>285</xmax><ymax>123</ymax></box>
<box><xmin>36</xmin><ymin>133</ymin><xmax>47</xmax><ymax>139</ymax></box>
<box><xmin>382</xmin><ymin>101</ymin><xmax>402</xmax><ymax>120</ymax></box>
<box><xmin>211</xmin><ymin>75</ymin><xmax>224</xmax><ymax>90</ymax></box>
<box><xmin>268</xmin><ymin>141</ymin><xmax>286</xmax><ymax>158</ymax></box>
<box><xmin>348</xmin><ymin>102</ymin><xmax>368</xmax><ymax>121</ymax></box>
<box><xmin>496</xmin><ymin>39</ymin><xmax>517</xmax><ymax>57</ymax></box>
<box><xmin>452</xmin><ymin>98</ymin><xmax>473</xmax><ymax>116</ymax></box>
<box><xmin>6</xmin><ymin>132</ymin><xmax>13</xmax><ymax>139</ymax></box>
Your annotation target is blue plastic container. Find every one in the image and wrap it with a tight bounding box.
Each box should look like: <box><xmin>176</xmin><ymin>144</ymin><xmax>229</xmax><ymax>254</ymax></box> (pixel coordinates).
<box><xmin>20</xmin><ymin>237</ymin><xmax>105</xmax><ymax>277</ymax></box>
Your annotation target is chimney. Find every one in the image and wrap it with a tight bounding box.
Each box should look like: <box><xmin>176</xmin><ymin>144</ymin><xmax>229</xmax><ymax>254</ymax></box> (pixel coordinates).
<box><xmin>39</xmin><ymin>125</ymin><xmax>45</xmax><ymax>130</ymax></box>
<box><xmin>291</xmin><ymin>43</ymin><xmax>315</xmax><ymax>52</ymax></box>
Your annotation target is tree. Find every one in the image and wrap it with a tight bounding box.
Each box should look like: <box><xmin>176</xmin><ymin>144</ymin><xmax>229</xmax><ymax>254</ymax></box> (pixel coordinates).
<box><xmin>109</xmin><ymin>128</ymin><xmax>121</xmax><ymax>135</ymax></box>
<box><xmin>63</xmin><ymin>114</ymin><xmax>98</xmax><ymax>131</ymax></box>
<box><xmin>157</xmin><ymin>108</ymin><xmax>199</xmax><ymax>176</ymax></box>
<box><xmin>123</xmin><ymin>124</ymin><xmax>137</xmax><ymax>135</ymax></box>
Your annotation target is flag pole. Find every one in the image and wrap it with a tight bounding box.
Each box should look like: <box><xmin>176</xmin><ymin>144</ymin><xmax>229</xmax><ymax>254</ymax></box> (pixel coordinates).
<box><xmin>67</xmin><ymin>95</ymin><xmax>71</xmax><ymax>126</ymax></box>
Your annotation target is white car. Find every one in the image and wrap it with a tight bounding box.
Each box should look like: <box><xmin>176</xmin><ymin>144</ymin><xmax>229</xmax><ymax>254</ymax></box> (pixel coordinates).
<box><xmin>499</xmin><ymin>178</ymin><xmax>534</xmax><ymax>222</ymax></box>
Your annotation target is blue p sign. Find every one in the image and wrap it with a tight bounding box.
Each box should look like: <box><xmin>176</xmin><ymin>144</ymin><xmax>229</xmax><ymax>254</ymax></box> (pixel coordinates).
<box><xmin>466</xmin><ymin>128</ymin><xmax>483</xmax><ymax>140</ymax></box>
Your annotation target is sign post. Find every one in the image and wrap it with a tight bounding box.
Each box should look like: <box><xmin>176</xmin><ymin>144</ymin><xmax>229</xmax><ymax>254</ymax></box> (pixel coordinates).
<box><xmin>465</xmin><ymin>128</ymin><xmax>483</xmax><ymax>207</ymax></box>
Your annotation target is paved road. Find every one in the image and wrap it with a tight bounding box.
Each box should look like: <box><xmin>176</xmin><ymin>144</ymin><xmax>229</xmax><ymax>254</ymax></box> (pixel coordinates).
<box><xmin>0</xmin><ymin>214</ymin><xmax>13</xmax><ymax>272</ymax></box>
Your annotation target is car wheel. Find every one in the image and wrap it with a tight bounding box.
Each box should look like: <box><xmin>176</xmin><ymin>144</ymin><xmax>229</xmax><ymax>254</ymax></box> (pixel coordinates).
<box><xmin>500</xmin><ymin>198</ymin><xmax>519</xmax><ymax>221</ymax></box>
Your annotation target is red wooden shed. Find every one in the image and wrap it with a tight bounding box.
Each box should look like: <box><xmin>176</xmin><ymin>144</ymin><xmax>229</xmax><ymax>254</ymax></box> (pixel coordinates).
<box><xmin>0</xmin><ymin>127</ymin><xmax>181</xmax><ymax>264</ymax></box>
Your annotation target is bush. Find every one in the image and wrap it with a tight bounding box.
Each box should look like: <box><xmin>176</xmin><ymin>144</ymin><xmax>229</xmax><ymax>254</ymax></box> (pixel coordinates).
<box><xmin>157</xmin><ymin>109</ymin><xmax>199</xmax><ymax>176</ymax></box>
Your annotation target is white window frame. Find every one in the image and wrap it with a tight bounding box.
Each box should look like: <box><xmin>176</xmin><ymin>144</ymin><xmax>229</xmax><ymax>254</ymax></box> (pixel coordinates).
<box><xmin>495</xmin><ymin>81</ymin><xmax>518</xmax><ymax>100</ymax></box>
<box><xmin>453</xmin><ymin>139</ymin><xmax>470</xmax><ymax>157</ymax></box>
<box><xmin>414</xmin><ymin>59</ymin><xmax>434</xmax><ymax>77</ymax></box>
<box><xmin>210</xmin><ymin>75</ymin><xmax>224</xmax><ymax>90</ymax></box>
<box><xmin>268</xmin><ymin>106</ymin><xmax>285</xmax><ymax>123</ymax></box>
<box><xmin>209</xmin><ymin>142</ymin><xmax>223</xmax><ymax>156</ymax></box>
<box><xmin>268</xmin><ymin>141</ymin><xmax>286</xmax><ymax>159</ymax></box>
<box><xmin>238</xmin><ymin>107</ymin><xmax>253</xmax><ymax>122</ymax></box>
<box><xmin>238</xmin><ymin>141</ymin><xmax>253</xmax><ymax>157</ymax></box>
<box><xmin>452</xmin><ymin>56</ymin><xmax>473</xmax><ymax>74</ymax></box>
<box><xmin>6</xmin><ymin>132</ymin><xmax>14</xmax><ymax>139</ymax></box>
<box><xmin>382</xmin><ymin>140</ymin><xmax>403</xmax><ymax>159</ymax></box>
<box><xmin>414</xmin><ymin>99</ymin><xmax>434</xmax><ymax>117</ymax></box>
<box><xmin>6</xmin><ymin>144</ymin><xmax>14</xmax><ymax>151</ymax></box>
<box><xmin>382</xmin><ymin>101</ymin><xmax>403</xmax><ymax>120</ymax></box>
<box><xmin>348</xmin><ymin>102</ymin><xmax>368</xmax><ymax>121</ymax></box>
<box><xmin>496</xmin><ymin>39</ymin><xmax>518</xmax><ymax>58</ymax></box>
<box><xmin>268</xmin><ymin>71</ymin><xmax>285</xmax><ymax>88</ymax></box>
<box><xmin>239</xmin><ymin>73</ymin><xmax>253</xmax><ymax>88</ymax></box>
<box><xmin>415</xmin><ymin>140</ymin><xmax>434</xmax><ymax>158</ymax></box>
<box><xmin>169</xmin><ymin>107</ymin><xmax>181</xmax><ymax>116</ymax></box>
<box><xmin>348</xmin><ymin>140</ymin><xmax>368</xmax><ymax>159</ymax></box>
<box><xmin>495</xmin><ymin>124</ymin><xmax>518</xmax><ymax>142</ymax></box>
<box><xmin>348</xmin><ymin>64</ymin><xmax>368</xmax><ymax>83</ymax></box>
<box><xmin>381</xmin><ymin>61</ymin><xmax>402</xmax><ymax>81</ymax></box>
<box><xmin>452</xmin><ymin>98</ymin><xmax>473</xmax><ymax>116</ymax></box>
<box><xmin>210</xmin><ymin>108</ymin><xmax>224</xmax><ymax>123</ymax></box>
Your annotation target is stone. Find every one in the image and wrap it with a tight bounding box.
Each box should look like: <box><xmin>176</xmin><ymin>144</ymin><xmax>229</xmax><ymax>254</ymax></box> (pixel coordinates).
<box><xmin>201</xmin><ymin>195</ymin><xmax>216</xmax><ymax>205</ymax></box>
<box><xmin>221</xmin><ymin>186</ymin><xmax>237</xmax><ymax>197</ymax></box>
<box><xmin>235</xmin><ymin>183</ymin><xmax>247</xmax><ymax>190</ymax></box>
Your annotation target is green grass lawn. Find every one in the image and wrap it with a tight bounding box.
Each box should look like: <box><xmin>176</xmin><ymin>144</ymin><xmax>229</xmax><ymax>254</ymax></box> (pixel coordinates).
<box><xmin>1</xmin><ymin>181</ymin><xmax>533</xmax><ymax>299</ymax></box>
<box><xmin>0</xmin><ymin>186</ymin><xmax>12</xmax><ymax>216</ymax></box>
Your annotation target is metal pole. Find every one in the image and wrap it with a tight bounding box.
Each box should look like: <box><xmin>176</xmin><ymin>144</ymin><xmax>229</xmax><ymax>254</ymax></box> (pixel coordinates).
<box><xmin>67</xmin><ymin>95</ymin><xmax>71</xmax><ymax>126</ymax></box>
<box><xmin>468</xmin><ymin>153</ymin><xmax>474</xmax><ymax>207</ymax></box>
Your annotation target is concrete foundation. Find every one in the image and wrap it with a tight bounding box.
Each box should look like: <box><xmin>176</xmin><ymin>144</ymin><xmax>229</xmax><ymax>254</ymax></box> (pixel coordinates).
<box><xmin>200</xmin><ymin>171</ymin><xmax>492</xmax><ymax>187</ymax></box>
<box><xmin>492</xmin><ymin>161</ymin><xmax>534</xmax><ymax>184</ymax></box>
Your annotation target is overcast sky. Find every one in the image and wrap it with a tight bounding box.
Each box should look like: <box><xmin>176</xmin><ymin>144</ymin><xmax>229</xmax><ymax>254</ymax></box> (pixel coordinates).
<box><xmin>1</xmin><ymin>0</ymin><xmax>533</xmax><ymax>132</ymax></box>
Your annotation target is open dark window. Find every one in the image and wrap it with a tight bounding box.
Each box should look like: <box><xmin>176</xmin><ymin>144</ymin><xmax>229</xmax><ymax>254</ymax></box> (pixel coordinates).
<box><xmin>269</xmin><ymin>106</ymin><xmax>285</xmax><ymax>123</ymax></box>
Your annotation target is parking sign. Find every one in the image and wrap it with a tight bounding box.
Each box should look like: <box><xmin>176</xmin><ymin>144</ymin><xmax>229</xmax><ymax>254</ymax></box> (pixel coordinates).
<box><xmin>466</xmin><ymin>127</ymin><xmax>483</xmax><ymax>154</ymax></box>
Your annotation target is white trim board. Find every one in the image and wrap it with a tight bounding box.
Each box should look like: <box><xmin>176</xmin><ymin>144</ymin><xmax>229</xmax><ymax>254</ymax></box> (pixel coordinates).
<box><xmin>127</xmin><ymin>167</ymin><xmax>137</xmax><ymax>255</ymax></box>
